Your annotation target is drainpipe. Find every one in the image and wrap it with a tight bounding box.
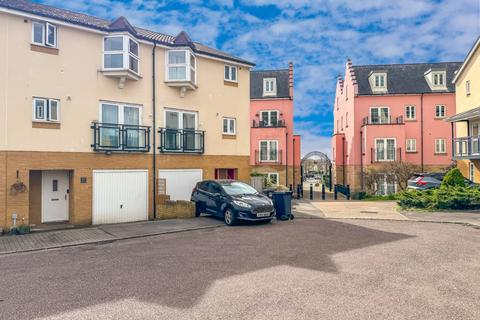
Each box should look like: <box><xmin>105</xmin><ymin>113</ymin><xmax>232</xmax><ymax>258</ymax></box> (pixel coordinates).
<box><xmin>420</xmin><ymin>93</ymin><xmax>424</xmax><ymax>172</ymax></box>
<box><xmin>342</xmin><ymin>136</ymin><xmax>346</xmax><ymax>185</ymax></box>
<box><xmin>285</xmin><ymin>132</ymin><xmax>289</xmax><ymax>187</ymax></box>
<box><xmin>152</xmin><ymin>43</ymin><xmax>157</xmax><ymax>220</ymax></box>
<box><xmin>293</xmin><ymin>136</ymin><xmax>296</xmax><ymax>189</ymax></box>
<box><xmin>360</xmin><ymin>130</ymin><xmax>364</xmax><ymax>190</ymax></box>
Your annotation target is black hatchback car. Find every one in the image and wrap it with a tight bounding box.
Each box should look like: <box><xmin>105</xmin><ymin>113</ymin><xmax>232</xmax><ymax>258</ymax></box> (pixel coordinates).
<box><xmin>191</xmin><ymin>180</ymin><xmax>275</xmax><ymax>225</ymax></box>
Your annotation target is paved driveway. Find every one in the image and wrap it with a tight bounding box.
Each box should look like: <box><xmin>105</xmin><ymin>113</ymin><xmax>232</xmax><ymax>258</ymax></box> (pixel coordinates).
<box><xmin>0</xmin><ymin>219</ymin><xmax>479</xmax><ymax>319</ymax></box>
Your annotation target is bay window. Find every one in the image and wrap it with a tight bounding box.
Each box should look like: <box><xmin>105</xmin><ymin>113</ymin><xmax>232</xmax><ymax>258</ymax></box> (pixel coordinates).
<box><xmin>375</xmin><ymin>138</ymin><xmax>396</xmax><ymax>161</ymax></box>
<box><xmin>166</xmin><ymin>50</ymin><xmax>196</xmax><ymax>83</ymax></box>
<box><xmin>103</xmin><ymin>36</ymin><xmax>139</xmax><ymax>74</ymax></box>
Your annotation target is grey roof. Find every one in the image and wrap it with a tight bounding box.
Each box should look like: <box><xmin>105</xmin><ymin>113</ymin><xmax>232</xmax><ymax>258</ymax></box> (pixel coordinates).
<box><xmin>250</xmin><ymin>69</ymin><xmax>291</xmax><ymax>99</ymax></box>
<box><xmin>352</xmin><ymin>62</ymin><xmax>462</xmax><ymax>95</ymax></box>
<box><xmin>0</xmin><ymin>0</ymin><xmax>254</xmax><ymax>66</ymax></box>
<box><xmin>446</xmin><ymin>106</ymin><xmax>480</xmax><ymax>122</ymax></box>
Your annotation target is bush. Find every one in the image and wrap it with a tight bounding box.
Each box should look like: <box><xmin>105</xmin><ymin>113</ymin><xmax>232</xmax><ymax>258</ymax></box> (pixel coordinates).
<box><xmin>17</xmin><ymin>224</ymin><xmax>31</xmax><ymax>234</ymax></box>
<box><xmin>362</xmin><ymin>193</ymin><xmax>398</xmax><ymax>201</ymax></box>
<box><xmin>397</xmin><ymin>186</ymin><xmax>480</xmax><ymax>210</ymax></box>
<box><xmin>441</xmin><ymin>168</ymin><xmax>465</xmax><ymax>188</ymax></box>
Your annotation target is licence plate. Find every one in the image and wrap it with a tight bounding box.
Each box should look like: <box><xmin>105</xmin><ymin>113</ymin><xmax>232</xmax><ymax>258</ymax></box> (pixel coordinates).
<box><xmin>256</xmin><ymin>212</ymin><xmax>270</xmax><ymax>218</ymax></box>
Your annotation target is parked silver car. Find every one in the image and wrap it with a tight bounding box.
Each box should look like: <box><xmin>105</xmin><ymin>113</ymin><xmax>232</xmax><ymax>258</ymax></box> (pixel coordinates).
<box><xmin>407</xmin><ymin>173</ymin><xmax>476</xmax><ymax>190</ymax></box>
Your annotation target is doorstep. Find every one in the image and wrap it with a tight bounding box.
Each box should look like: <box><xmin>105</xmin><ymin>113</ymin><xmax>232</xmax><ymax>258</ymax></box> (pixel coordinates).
<box><xmin>29</xmin><ymin>221</ymin><xmax>77</xmax><ymax>233</ymax></box>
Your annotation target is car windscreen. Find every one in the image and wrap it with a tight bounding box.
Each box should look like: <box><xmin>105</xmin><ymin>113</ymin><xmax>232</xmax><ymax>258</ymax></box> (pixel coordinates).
<box><xmin>221</xmin><ymin>182</ymin><xmax>258</xmax><ymax>195</ymax></box>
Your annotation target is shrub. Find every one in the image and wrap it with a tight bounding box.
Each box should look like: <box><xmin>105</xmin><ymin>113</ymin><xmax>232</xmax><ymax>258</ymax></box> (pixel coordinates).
<box><xmin>17</xmin><ymin>224</ymin><xmax>31</xmax><ymax>235</ymax></box>
<box><xmin>397</xmin><ymin>189</ymin><xmax>435</xmax><ymax>209</ymax></box>
<box><xmin>397</xmin><ymin>186</ymin><xmax>480</xmax><ymax>210</ymax></box>
<box><xmin>441</xmin><ymin>168</ymin><xmax>465</xmax><ymax>188</ymax></box>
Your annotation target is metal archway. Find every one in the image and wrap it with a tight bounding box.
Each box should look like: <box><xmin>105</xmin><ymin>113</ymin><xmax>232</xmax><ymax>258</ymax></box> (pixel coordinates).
<box><xmin>301</xmin><ymin>151</ymin><xmax>332</xmax><ymax>190</ymax></box>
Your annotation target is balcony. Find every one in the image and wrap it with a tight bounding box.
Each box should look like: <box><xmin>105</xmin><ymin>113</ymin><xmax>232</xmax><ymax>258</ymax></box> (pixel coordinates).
<box><xmin>362</xmin><ymin>116</ymin><xmax>404</xmax><ymax>126</ymax></box>
<box><xmin>254</xmin><ymin>150</ymin><xmax>283</xmax><ymax>165</ymax></box>
<box><xmin>252</xmin><ymin>119</ymin><xmax>286</xmax><ymax>128</ymax></box>
<box><xmin>159</xmin><ymin>128</ymin><xmax>205</xmax><ymax>153</ymax></box>
<box><xmin>370</xmin><ymin>148</ymin><xmax>402</xmax><ymax>163</ymax></box>
<box><xmin>91</xmin><ymin>122</ymin><xmax>151</xmax><ymax>152</ymax></box>
<box><xmin>453</xmin><ymin>136</ymin><xmax>480</xmax><ymax>159</ymax></box>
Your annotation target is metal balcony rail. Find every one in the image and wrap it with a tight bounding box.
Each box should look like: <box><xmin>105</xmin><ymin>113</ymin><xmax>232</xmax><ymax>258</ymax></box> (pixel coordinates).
<box><xmin>453</xmin><ymin>136</ymin><xmax>480</xmax><ymax>158</ymax></box>
<box><xmin>370</xmin><ymin>147</ymin><xmax>402</xmax><ymax>163</ymax></box>
<box><xmin>362</xmin><ymin>115</ymin><xmax>404</xmax><ymax>126</ymax></box>
<box><xmin>255</xmin><ymin>149</ymin><xmax>283</xmax><ymax>165</ymax></box>
<box><xmin>91</xmin><ymin>122</ymin><xmax>151</xmax><ymax>152</ymax></box>
<box><xmin>158</xmin><ymin>128</ymin><xmax>205</xmax><ymax>153</ymax></box>
<box><xmin>252</xmin><ymin>119</ymin><xmax>286</xmax><ymax>128</ymax></box>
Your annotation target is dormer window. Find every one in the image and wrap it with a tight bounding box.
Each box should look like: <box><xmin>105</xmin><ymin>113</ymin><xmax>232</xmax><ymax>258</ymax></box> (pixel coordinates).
<box><xmin>32</xmin><ymin>21</ymin><xmax>57</xmax><ymax>48</ymax></box>
<box><xmin>375</xmin><ymin>74</ymin><xmax>385</xmax><ymax>87</ymax></box>
<box><xmin>263</xmin><ymin>78</ymin><xmax>277</xmax><ymax>96</ymax></box>
<box><xmin>103</xmin><ymin>35</ymin><xmax>139</xmax><ymax>74</ymax></box>
<box><xmin>369</xmin><ymin>72</ymin><xmax>387</xmax><ymax>93</ymax></box>
<box><xmin>432</xmin><ymin>72</ymin><xmax>445</xmax><ymax>86</ymax></box>
<box><xmin>166</xmin><ymin>50</ymin><xmax>196</xmax><ymax>83</ymax></box>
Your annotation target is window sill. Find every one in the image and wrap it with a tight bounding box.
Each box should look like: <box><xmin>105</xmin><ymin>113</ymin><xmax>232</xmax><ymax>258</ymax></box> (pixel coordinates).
<box><xmin>434</xmin><ymin>152</ymin><xmax>448</xmax><ymax>155</ymax></box>
<box><xmin>101</xmin><ymin>69</ymin><xmax>141</xmax><ymax>81</ymax></box>
<box><xmin>165</xmin><ymin>80</ymin><xmax>198</xmax><ymax>90</ymax></box>
<box><xmin>30</xmin><ymin>44</ymin><xmax>59</xmax><ymax>55</ymax></box>
<box><xmin>32</xmin><ymin>121</ymin><xmax>61</xmax><ymax>129</ymax></box>
<box><xmin>434</xmin><ymin>117</ymin><xmax>446</xmax><ymax>120</ymax></box>
<box><xmin>224</xmin><ymin>80</ymin><xmax>238</xmax><ymax>87</ymax></box>
<box><xmin>222</xmin><ymin>134</ymin><xmax>236</xmax><ymax>140</ymax></box>
<box><xmin>406</xmin><ymin>151</ymin><xmax>418</xmax><ymax>153</ymax></box>
<box><xmin>405</xmin><ymin>119</ymin><xmax>417</xmax><ymax>122</ymax></box>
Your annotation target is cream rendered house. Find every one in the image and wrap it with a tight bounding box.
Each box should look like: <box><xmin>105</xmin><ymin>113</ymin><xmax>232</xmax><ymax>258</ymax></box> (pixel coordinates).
<box><xmin>447</xmin><ymin>37</ymin><xmax>480</xmax><ymax>181</ymax></box>
<box><xmin>0</xmin><ymin>0</ymin><xmax>254</xmax><ymax>229</ymax></box>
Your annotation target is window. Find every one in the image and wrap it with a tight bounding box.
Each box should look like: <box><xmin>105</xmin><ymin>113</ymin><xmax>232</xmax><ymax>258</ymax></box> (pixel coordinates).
<box><xmin>370</xmin><ymin>107</ymin><xmax>389</xmax><ymax>124</ymax></box>
<box><xmin>100</xmin><ymin>102</ymin><xmax>143</xmax><ymax>148</ymax></box>
<box><xmin>470</xmin><ymin>162</ymin><xmax>475</xmax><ymax>182</ymax></box>
<box><xmin>263</xmin><ymin>78</ymin><xmax>277</xmax><ymax>96</ymax></box>
<box><xmin>223</xmin><ymin>117</ymin><xmax>236</xmax><ymax>135</ymax></box>
<box><xmin>32</xmin><ymin>21</ymin><xmax>57</xmax><ymax>47</ymax></box>
<box><xmin>405</xmin><ymin>105</ymin><xmax>416</xmax><ymax>120</ymax></box>
<box><xmin>260</xmin><ymin>110</ymin><xmax>279</xmax><ymax>127</ymax></box>
<box><xmin>406</xmin><ymin>139</ymin><xmax>416</xmax><ymax>152</ymax></box>
<box><xmin>374</xmin><ymin>74</ymin><xmax>386</xmax><ymax>87</ymax></box>
<box><xmin>435</xmin><ymin>105</ymin><xmax>446</xmax><ymax>118</ymax></box>
<box><xmin>32</xmin><ymin>98</ymin><xmax>60</xmax><ymax>122</ymax></box>
<box><xmin>345</xmin><ymin>85</ymin><xmax>348</xmax><ymax>100</ymax></box>
<box><xmin>432</xmin><ymin>72</ymin><xmax>445</xmax><ymax>86</ymax></box>
<box><xmin>466</xmin><ymin>80</ymin><xmax>471</xmax><ymax>96</ymax></box>
<box><xmin>375</xmin><ymin>138</ymin><xmax>396</xmax><ymax>161</ymax></box>
<box><xmin>435</xmin><ymin>139</ymin><xmax>446</xmax><ymax>154</ymax></box>
<box><xmin>215</xmin><ymin>168</ymin><xmax>237</xmax><ymax>180</ymax></box>
<box><xmin>267</xmin><ymin>173</ymin><xmax>279</xmax><ymax>185</ymax></box>
<box><xmin>376</xmin><ymin>174</ymin><xmax>396</xmax><ymax>195</ymax></box>
<box><xmin>224</xmin><ymin>65</ymin><xmax>237</xmax><ymax>82</ymax></box>
<box><xmin>52</xmin><ymin>180</ymin><xmax>58</xmax><ymax>192</ymax></box>
<box><xmin>164</xmin><ymin>109</ymin><xmax>198</xmax><ymax>151</ymax></box>
<box><xmin>341</xmin><ymin>116</ymin><xmax>343</xmax><ymax>130</ymax></box>
<box><xmin>103</xmin><ymin>36</ymin><xmax>139</xmax><ymax>74</ymax></box>
<box><xmin>346</xmin><ymin>112</ymin><xmax>349</xmax><ymax>127</ymax></box>
<box><xmin>166</xmin><ymin>50</ymin><xmax>196</xmax><ymax>83</ymax></box>
<box><xmin>259</xmin><ymin>140</ymin><xmax>278</xmax><ymax>161</ymax></box>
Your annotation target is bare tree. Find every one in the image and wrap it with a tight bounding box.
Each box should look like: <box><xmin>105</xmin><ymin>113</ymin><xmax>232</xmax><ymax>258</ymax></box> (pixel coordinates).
<box><xmin>363</xmin><ymin>162</ymin><xmax>420</xmax><ymax>194</ymax></box>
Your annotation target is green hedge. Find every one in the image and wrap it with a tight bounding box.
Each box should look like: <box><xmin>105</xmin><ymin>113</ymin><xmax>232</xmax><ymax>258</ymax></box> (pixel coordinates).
<box><xmin>441</xmin><ymin>168</ymin><xmax>465</xmax><ymax>188</ymax></box>
<box><xmin>398</xmin><ymin>187</ymin><xmax>480</xmax><ymax>210</ymax></box>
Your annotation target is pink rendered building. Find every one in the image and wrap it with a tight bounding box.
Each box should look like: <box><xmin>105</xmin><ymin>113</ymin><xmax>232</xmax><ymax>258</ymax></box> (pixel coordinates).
<box><xmin>332</xmin><ymin>60</ymin><xmax>461</xmax><ymax>194</ymax></box>
<box><xmin>250</xmin><ymin>63</ymin><xmax>301</xmax><ymax>188</ymax></box>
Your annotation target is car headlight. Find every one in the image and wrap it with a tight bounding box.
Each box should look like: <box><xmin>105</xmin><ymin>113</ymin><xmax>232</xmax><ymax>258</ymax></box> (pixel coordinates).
<box><xmin>233</xmin><ymin>200</ymin><xmax>251</xmax><ymax>208</ymax></box>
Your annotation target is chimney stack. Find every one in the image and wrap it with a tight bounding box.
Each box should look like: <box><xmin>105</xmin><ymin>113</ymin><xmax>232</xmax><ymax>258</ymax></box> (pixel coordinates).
<box><xmin>288</xmin><ymin>62</ymin><xmax>294</xmax><ymax>99</ymax></box>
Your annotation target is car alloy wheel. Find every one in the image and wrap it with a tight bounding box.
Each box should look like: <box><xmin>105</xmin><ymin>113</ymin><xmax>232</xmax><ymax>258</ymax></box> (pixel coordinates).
<box><xmin>224</xmin><ymin>208</ymin><xmax>236</xmax><ymax>226</ymax></box>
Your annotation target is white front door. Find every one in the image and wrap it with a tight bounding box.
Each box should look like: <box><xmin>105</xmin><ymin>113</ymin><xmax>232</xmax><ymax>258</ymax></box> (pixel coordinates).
<box><xmin>41</xmin><ymin>171</ymin><xmax>69</xmax><ymax>223</ymax></box>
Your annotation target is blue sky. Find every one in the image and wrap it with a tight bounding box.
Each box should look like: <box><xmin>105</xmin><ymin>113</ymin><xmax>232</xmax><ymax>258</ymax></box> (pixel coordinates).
<box><xmin>37</xmin><ymin>0</ymin><xmax>480</xmax><ymax>156</ymax></box>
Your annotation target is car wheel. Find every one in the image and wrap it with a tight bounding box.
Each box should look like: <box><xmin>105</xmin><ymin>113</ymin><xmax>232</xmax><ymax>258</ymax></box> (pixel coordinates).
<box><xmin>224</xmin><ymin>208</ymin><xmax>236</xmax><ymax>226</ymax></box>
<box><xmin>194</xmin><ymin>202</ymin><xmax>203</xmax><ymax>217</ymax></box>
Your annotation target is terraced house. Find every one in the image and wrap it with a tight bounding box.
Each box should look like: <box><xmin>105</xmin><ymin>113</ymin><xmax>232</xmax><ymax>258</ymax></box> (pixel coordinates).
<box><xmin>332</xmin><ymin>59</ymin><xmax>461</xmax><ymax>195</ymax></box>
<box><xmin>0</xmin><ymin>0</ymin><xmax>254</xmax><ymax>229</ymax></box>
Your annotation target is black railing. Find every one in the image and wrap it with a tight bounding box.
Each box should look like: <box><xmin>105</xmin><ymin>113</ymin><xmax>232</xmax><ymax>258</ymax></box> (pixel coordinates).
<box><xmin>252</xmin><ymin>119</ymin><xmax>286</xmax><ymax>128</ymax></box>
<box><xmin>334</xmin><ymin>184</ymin><xmax>350</xmax><ymax>200</ymax></box>
<box><xmin>454</xmin><ymin>136</ymin><xmax>480</xmax><ymax>159</ymax></box>
<box><xmin>255</xmin><ymin>150</ymin><xmax>283</xmax><ymax>165</ymax></box>
<box><xmin>91</xmin><ymin>122</ymin><xmax>151</xmax><ymax>152</ymax></box>
<box><xmin>362</xmin><ymin>115</ymin><xmax>404</xmax><ymax>126</ymax></box>
<box><xmin>158</xmin><ymin>128</ymin><xmax>205</xmax><ymax>153</ymax></box>
<box><xmin>370</xmin><ymin>147</ymin><xmax>402</xmax><ymax>163</ymax></box>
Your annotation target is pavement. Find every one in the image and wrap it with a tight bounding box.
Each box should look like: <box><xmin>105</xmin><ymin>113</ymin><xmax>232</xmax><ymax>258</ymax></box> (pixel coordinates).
<box><xmin>0</xmin><ymin>219</ymin><xmax>478</xmax><ymax>319</ymax></box>
<box><xmin>0</xmin><ymin>218</ymin><xmax>223</xmax><ymax>255</ymax></box>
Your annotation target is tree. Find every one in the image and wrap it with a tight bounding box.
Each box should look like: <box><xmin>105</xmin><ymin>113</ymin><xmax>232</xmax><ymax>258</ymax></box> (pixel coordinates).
<box><xmin>363</xmin><ymin>161</ymin><xmax>421</xmax><ymax>194</ymax></box>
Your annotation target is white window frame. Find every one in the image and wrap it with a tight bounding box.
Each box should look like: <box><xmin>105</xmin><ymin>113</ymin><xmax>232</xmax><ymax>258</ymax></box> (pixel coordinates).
<box><xmin>32</xmin><ymin>21</ymin><xmax>57</xmax><ymax>48</ymax></box>
<box><xmin>370</xmin><ymin>106</ymin><xmax>390</xmax><ymax>124</ymax></box>
<box><xmin>435</xmin><ymin>105</ymin><xmax>446</xmax><ymax>118</ymax></box>
<box><xmin>163</xmin><ymin>108</ymin><xmax>197</xmax><ymax>130</ymax></box>
<box><xmin>435</xmin><ymin>139</ymin><xmax>446</xmax><ymax>154</ymax></box>
<box><xmin>432</xmin><ymin>71</ymin><xmax>446</xmax><ymax>86</ymax></box>
<box><xmin>267</xmin><ymin>173</ymin><xmax>279</xmax><ymax>185</ymax></box>
<box><xmin>165</xmin><ymin>49</ymin><xmax>196</xmax><ymax>83</ymax></box>
<box><xmin>406</xmin><ymin>138</ymin><xmax>417</xmax><ymax>152</ymax></box>
<box><xmin>32</xmin><ymin>97</ymin><xmax>60</xmax><ymax>122</ymax></box>
<box><xmin>466</xmin><ymin>80</ymin><xmax>471</xmax><ymax>96</ymax></box>
<box><xmin>375</xmin><ymin>138</ymin><xmax>396</xmax><ymax>161</ymax></box>
<box><xmin>99</xmin><ymin>102</ymin><xmax>143</xmax><ymax>125</ymax></box>
<box><xmin>405</xmin><ymin>105</ymin><xmax>416</xmax><ymax>120</ymax></box>
<box><xmin>103</xmin><ymin>35</ymin><xmax>140</xmax><ymax>74</ymax></box>
<box><xmin>260</xmin><ymin>110</ymin><xmax>279</xmax><ymax>126</ymax></box>
<box><xmin>223</xmin><ymin>117</ymin><xmax>236</xmax><ymax>135</ymax></box>
<box><xmin>263</xmin><ymin>78</ymin><xmax>277</xmax><ymax>96</ymax></box>
<box><xmin>259</xmin><ymin>140</ymin><xmax>278</xmax><ymax>162</ymax></box>
<box><xmin>375</xmin><ymin>174</ymin><xmax>397</xmax><ymax>195</ymax></box>
<box><xmin>224</xmin><ymin>65</ymin><xmax>238</xmax><ymax>82</ymax></box>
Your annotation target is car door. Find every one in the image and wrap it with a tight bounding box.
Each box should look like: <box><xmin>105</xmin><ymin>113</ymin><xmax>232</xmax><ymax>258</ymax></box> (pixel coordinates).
<box><xmin>194</xmin><ymin>181</ymin><xmax>210</xmax><ymax>211</ymax></box>
<box><xmin>206</xmin><ymin>182</ymin><xmax>223</xmax><ymax>215</ymax></box>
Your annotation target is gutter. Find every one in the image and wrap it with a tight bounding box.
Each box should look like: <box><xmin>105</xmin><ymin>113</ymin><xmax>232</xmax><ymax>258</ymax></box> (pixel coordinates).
<box><xmin>285</xmin><ymin>132</ymin><xmax>289</xmax><ymax>187</ymax></box>
<box><xmin>420</xmin><ymin>93</ymin><xmax>424</xmax><ymax>172</ymax></box>
<box><xmin>152</xmin><ymin>43</ymin><xmax>157</xmax><ymax>220</ymax></box>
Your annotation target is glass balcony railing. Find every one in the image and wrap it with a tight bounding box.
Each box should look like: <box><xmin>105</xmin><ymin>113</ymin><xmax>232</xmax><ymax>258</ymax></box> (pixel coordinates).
<box><xmin>91</xmin><ymin>122</ymin><xmax>151</xmax><ymax>152</ymax></box>
<box><xmin>158</xmin><ymin>128</ymin><xmax>205</xmax><ymax>153</ymax></box>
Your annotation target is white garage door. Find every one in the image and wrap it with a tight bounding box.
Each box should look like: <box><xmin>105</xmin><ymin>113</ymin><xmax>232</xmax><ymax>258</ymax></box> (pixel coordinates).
<box><xmin>93</xmin><ymin>170</ymin><xmax>148</xmax><ymax>225</ymax></box>
<box><xmin>158</xmin><ymin>169</ymin><xmax>203</xmax><ymax>201</ymax></box>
